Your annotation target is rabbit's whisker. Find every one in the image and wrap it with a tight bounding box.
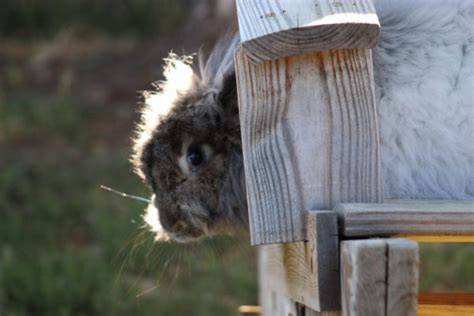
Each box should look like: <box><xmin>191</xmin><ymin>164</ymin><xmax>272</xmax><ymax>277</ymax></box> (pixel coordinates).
<box><xmin>100</xmin><ymin>185</ymin><xmax>151</xmax><ymax>203</ymax></box>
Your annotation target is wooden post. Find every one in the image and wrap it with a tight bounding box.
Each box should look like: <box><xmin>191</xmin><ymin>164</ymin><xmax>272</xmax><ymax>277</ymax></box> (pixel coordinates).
<box><xmin>235</xmin><ymin>0</ymin><xmax>382</xmax><ymax>245</ymax></box>
<box><xmin>236</xmin><ymin>0</ymin><xmax>380</xmax><ymax>63</ymax></box>
<box><xmin>235</xmin><ymin>0</ymin><xmax>382</xmax><ymax>314</ymax></box>
<box><xmin>341</xmin><ymin>239</ymin><xmax>419</xmax><ymax>316</ymax></box>
<box><xmin>258</xmin><ymin>211</ymin><xmax>340</xmax><ymax>311</ymax></box>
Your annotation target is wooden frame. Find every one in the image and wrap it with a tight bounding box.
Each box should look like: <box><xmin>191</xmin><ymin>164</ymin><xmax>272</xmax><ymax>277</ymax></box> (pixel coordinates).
<box><xmin>341</xmin><ymin>239</ymin><xmax>419</xmax><ymax>316</ymax></box>
<box><xmin>235</xmin><ymin>0</ymin><xmax>382</xmax><ymax>246</ymax></box>
<box><xmin>234</xmin><ymin>1</ymin><xmax>474</xmax><ymax>316</ymax></box>
<box><xmin>258</xmin><ymin>211</ymin><xmax>339</xmax><ymax>311</ymax></box>
<box><xmin>337</xmin><ymin>200</ymin><xmax>474</xmax><ymax>238</ymax></box>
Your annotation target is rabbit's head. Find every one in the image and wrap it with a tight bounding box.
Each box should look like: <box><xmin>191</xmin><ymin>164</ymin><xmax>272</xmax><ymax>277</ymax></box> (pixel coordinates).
<box><xmin>131</xmin><ymin>36</ymin><xmax>247</xmax><ymax>243</ymax></box>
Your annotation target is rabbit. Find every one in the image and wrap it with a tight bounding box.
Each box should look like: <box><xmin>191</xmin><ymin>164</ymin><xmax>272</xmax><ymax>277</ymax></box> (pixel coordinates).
<box><xmin>131</xmin><ymin>0</ymin><xmax>473</xmax><ymax>243</ymax></box>
<box><xmin>131</xmin><ymin>36</ymin><xmax>247</xmax><ymax>243</ymax></box>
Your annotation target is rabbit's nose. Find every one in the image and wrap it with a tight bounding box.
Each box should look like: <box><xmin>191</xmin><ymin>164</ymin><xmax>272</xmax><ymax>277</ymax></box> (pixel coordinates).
<box><xmin>158</xmin><ymin>210</ymin><xmax>189</xmax><ymax>234</ymax></box>
<box><xmin>170</xmin><ymin>220</ymin><xmax>187</xmax><ymax>233</ymax></box>
<box><xmin>157</xmin><ymin>211</ymin><xmax>179</xmax><ymax>233</ymax></box>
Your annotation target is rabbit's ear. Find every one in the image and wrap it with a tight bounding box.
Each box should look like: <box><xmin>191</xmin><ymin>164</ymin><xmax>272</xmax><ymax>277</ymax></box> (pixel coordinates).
<box><xmin>218</xmin><ymin>71</ymin><xmax>239</xmax><ymax>121</ymax></box>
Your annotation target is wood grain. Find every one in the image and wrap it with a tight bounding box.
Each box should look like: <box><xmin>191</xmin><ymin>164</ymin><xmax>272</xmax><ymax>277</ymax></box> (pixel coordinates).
<box><xmin>259</xmin><ymin>211</ymin><xmax>339</xmax><ymax>312</ymax></box>
<box><xmin>340</xmin><ymin>239</ymin><xmax>419</xmax><ymax>316</ymax></box>
<box><xmin>258</xmin><ymin>290</ymin><xmax>341</xmax><ymax>316</ymax></box>
<box><xmin>400</xmin><ymin>235</ymin><xmax>474</xmax><ymax>243</ymax></box>
<box><xmin>417</xmin><ymin>305</ymin><xmax>474</xmax><ymax>316</ymax></box>
<box><xmin>340</xmin><ymin>239</ymin><xmax>387</xmax><ymax>316</ymax></box>
<box><xmin>386</xmin><ymin>239</ymin><xmax>419</xmax><ymax>316</ymax></box>
<box><xmin>239</xmin><ymin>305</ymin><xmax>263</xmax><ymax>316</ymax></box>
<box><xmin>336</xmin><ymin>201</ymin><xmax>474</xmax><ymax>238</ymax></box>
<box><xmin>418</xmin><ymin>293</ymin><xmax>474</xmax><ymax>306</ymax></box>
<box><xmin>236</xmin><ymin>0</ymin><xmax>380</xmax><ymax>63</ymax></box>
<box><xmin>235</xmin><ymin>47</ymin><xmax>383</xmax><ymax>245</ymax></box>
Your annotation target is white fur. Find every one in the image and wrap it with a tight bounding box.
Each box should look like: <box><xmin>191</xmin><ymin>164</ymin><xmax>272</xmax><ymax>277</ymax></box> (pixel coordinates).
<box><xmin>374</xmin><ymin>0</ymin><xmax>473</xmax><ymax>199</ymax></box>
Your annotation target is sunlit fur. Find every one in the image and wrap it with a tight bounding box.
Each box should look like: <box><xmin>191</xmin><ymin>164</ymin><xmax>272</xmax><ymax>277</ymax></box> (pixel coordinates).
<box><xmin>132</xmin><ymin>0</ymin><xmax>473</xmax><ymax>242</ymax></box>
<box><xmin>132</xmin><ymin>36</ymin><xmax>244</xmax><ymax>242</ymax></box>
<box><xmin>132</xmin><ymin>54</ymin><xmax>196</xmax><ymax>180</ymax></box>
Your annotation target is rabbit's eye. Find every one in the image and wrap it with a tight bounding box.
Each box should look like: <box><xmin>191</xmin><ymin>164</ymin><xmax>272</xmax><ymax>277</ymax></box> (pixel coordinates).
<box><xmin>187</xmin><ymin>144</ymin><xmax>205</xmax><ymax>168</ymax></box>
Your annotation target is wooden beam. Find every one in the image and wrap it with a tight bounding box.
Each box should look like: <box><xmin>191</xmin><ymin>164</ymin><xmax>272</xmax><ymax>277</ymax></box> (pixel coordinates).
<box><xmin>341</xmin><ymin>239</ymin><xmax>387</xmax><ymax>316</ymax></box>
<box><xmin>239</xmin><ymin>305</ymin><xmax>263</xmax><ymax>316</ymax></box>
<box><xmin>336</xmin><ymin>200</ymin><xmax>474</xmax><ymax>238</ymax></box>
<box><xmin>259</xmin><ymin>290</ymin><xmax>340</xmax><ymax>316</ymax></box>
<box><xmin>236</xmin><ymin>0</ymin><xmax>380</xmax><ymax>62</ymax></box>
<box><xmin>259</xmin><ymin>211</ymin><xmax>340</xmax><ymax>312</ymax></box>
<box><xmin>340</xmin><ymin>239</ymin><xmax>419</xmax><ymax>316</ymax></box>
<box><xmin>235</xmin><ymin>1</ymin><xmax>383</xmax><ymax>313</ymax></box>
<box><xmin>417</xmin><ymin>305</ymin><xmax>474</xmax><ymax>316</ymax></box>
<box><xmin>235</xmin><ymin>46</ymin><xmax>383</xmax><ymax>245</ymax></box>
<box><xmin>418</xmin><ymin>293</ymin><xmax>474</xmax><ymax>306</ymax></box>
<box><xmin>386</xmin><ymin>239</ymin><xmax>418</xmax><ymax>316</ymax></box>
<box><xmin>400</xmin><ymin>235</ymin><xmax>474</xmax><ymax>243</ymax></box>
<box><xmin>417</xmin><ymin>293</ymin><xmax>474</xmax><ymax>315</ymax></box>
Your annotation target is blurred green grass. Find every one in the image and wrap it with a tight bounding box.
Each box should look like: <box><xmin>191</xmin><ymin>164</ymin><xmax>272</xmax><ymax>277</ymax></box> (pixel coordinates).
<box><xmin>419</xmin><ymin>243</ymin><xmax>474</xmax><ymax>292</ymax></box>
<box><xmin>0</xmin><ymin>2</ymin><xmax>259</xmax><ymax>313</ymax></box>
<box><xmin>0</xmin><ymin>0</ymin><xmax>187</xmax><ymax>40</ymax></box>
<box><xmin>0</xmin><ymin>92</ymin><xmax>257</xmax><ymax>315</ymax></box>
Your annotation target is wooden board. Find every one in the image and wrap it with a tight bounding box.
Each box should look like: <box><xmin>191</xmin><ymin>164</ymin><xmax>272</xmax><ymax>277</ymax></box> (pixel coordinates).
<box><xmin>418</xmin><ymin>305</ymin><xmax>474</xmax><ymax>316</ymax></box>
<box><xmin>418</xmin><ymin>293</ymin><xmax>474</xmax><ymax>306</ymax></box>
<box><xmin>259</xmin><ymin>211</ymin><xmax>340</xmax><ymax>312</ymax></box>
<box><xmin>417</xmin><ymin>293</ymin><xmax>474</xmax><ymax>316</ymax></box>
<box><xmin>386</xmin><ymin>239</ymin><xmax>418</xmax><ymax>316</ymax></box>
<box><xmin>336</xmin><ymin>201</ymin><xmax>474</xmax><ymax>238</ymax></box>
<box><xmin>341</xmin><ymin>239</ymin><xmax>387</xmax><ymax>316</ymax></box>
<box><xmin>239</xmin><ymin>305</ymin><xmax>263</xmax><ymax>316</ymax></box>
<box><xmin>236</xmin><ymin>0</ymin><xmax>380</xmax><ymax>62</ymax></box>
<box><xmin>340</xmin><ymin>239</ymin><xmax>419</xmax><ymax>316</ymax></box>
<box><xmin>259</xmin><ymin>289</ymin><xmax>340</xmax><ymax>316</ymax></box>
<box><xmin>401</xmin><ymin>235</ymin><xmax>474</xmax><ymax>243</ymax></box>
<box><xmin>341</xmin><ymin>240</ymin><xmax>387</xmax><ymax>316</ymax></box>
<box><xmin>235</xmin><ymin>47</ymin><xmax>383</xmax><ymax>245</ymax></box>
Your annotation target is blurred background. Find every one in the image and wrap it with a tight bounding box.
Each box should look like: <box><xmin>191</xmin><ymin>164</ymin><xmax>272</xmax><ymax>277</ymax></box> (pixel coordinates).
<box><xmin>0</xmin><ymin>1</ymin><xmax>472</xmax><ymax>315</ymax></box>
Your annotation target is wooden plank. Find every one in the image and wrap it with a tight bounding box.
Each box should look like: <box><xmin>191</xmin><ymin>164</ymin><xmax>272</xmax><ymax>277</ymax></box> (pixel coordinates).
<box><xmin>235</xmin><ymin>46</ymin><xmax>383</xmax><ymax>245</ymax></box>
<box><xmin>386</xmin><ymin>239</ymin><xmax>419</xmax><ymax>316</ymax></box>
<box><xmin>341</xmin><ymin>239</ymin><xmax>419</xmax><ymax>316</ymax></box>
<box><xmin>239</xmin><ymin>305</ymin><xmax>263</xmax><ymax>316</ymax></box>
<box><xmin>418</xmin><ymin>305</ymin><xmax>474</xmax><ymax>316</ymax></box>
<box><xmin>340</xmin><ymin>239</ymin><xmax>387</xmax><ymax>316</ymax></box>
<box><xmin>259</xmin><ymin>290</ymin><xmax>340</xmax><ymax>316</ymax></box>
<box><xmin>236</xmin><ymin>0</ymin><xmax>380</xmax><ymax>62</ymax></box>
<box><xmin>336</xmin><ymin>201</ymin><xmax>474</xmax><ymax>238</ymax></box>
<box><xmin>259</xmin><ymin>211</ymin><xmax>340</xmax><ymax>312</ymax></box>
<box><xmin>418</xmin><ymin>293</ymin><xmax>474</xmax><ymax>306</ymax></box>
<box><xmin>401</xmin><ymin>235</ymin><xmax>474</xmax><ymax>243</ymax></box>
<box><xmin>259</xmin><ymin>288</ymin><xmax>297</xmax><ymax>316</ymax></box>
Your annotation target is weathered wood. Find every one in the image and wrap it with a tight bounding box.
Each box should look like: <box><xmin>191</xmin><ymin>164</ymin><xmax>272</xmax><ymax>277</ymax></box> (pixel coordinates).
<box><xmin>239</xmin><ymin>305</ymin><xmax>263</xmax><ymax>316</ymax></box>
<box><xmin>418</xmin><ymin>293</ymin><xmax>474</xmax><ymax>306</ymax></box>
<box><xmin>235</xmin><ymin>1</ymin><xmax>383</xmax><ymax>313</ymax></box>
<box><xmin>236</xmin><ymin>0</ymin><xmax>380</xmax><ymax>62</ymax></box>
<box><xmin>259</xmin><ymin>211</ymin><xmax>339</xmax><ymax>312</ymax></box>
<box><xmin>341</xmin><ymin>239</ymin><xmax>419</xmax><ymax>316</ymax></box>
<box><xmin>417</xmin><ymin>305</ymin><xmax>474</xmax><ymax>316</ymax></box>
<box><xmin>259</xmin><ymin>290</ymin><xmax>340</xmax><ymax>316</ymax></box>
<box><xmin>386</xmin><ymin>239</ymin><xmax>418</xmax><ymax>316</ymax></box>
<box><xmin>235</xmin><ymin>46</ymin><xmax>383</xmax><ymax>245</ymax></box>
<box><xmin>337</xmin><ymin>201</ymin><xmax>474</xmax><ymax>237</ymax></box>
<box><xmin>401</xmin><ymin>235</ymin><xmax>474</xmax><ymax>243</ymax></box>
<box><xmin>340</xmin><ymin>239</ymin><xmax>387</xmax><ymax>316</ymax></box>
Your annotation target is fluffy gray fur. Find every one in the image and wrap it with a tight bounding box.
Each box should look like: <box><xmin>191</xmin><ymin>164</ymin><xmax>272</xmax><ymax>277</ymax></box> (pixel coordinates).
<box><xmin>132</xmin><ymin>0</ymin><xmax>473</xmax><ymax>242</ymax></box>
